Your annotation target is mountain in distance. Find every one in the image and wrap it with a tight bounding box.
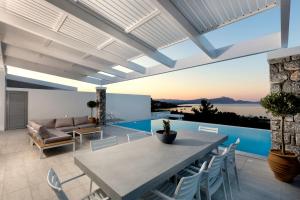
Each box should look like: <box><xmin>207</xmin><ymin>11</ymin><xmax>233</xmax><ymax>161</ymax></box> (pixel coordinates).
<box><xmin>156</xmin><ymin>96</ymin><xmax>259</xmax><ymax>105</ymax></box>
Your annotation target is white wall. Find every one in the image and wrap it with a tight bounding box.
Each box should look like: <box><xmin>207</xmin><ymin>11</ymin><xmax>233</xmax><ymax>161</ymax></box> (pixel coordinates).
<box><xmin>6</xmin><ymin>88</ymin><xmax>151</xmax><ymax>121</ymax></box>
<box><xmin>107</xmin><ymin>93</ymin><xmax>151</xmax><ymax>121</ymax></box>
<box><xmin>0</xmin><ymin>68</ymin><xmax>6</xmax><ymax>131</ymax></box>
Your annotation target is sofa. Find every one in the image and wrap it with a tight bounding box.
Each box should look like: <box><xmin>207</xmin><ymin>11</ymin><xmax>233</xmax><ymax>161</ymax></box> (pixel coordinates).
<box><xmin>27</xmin><ymin>116</ymin><xmax>96</xmax><ymax>158</ymax></box>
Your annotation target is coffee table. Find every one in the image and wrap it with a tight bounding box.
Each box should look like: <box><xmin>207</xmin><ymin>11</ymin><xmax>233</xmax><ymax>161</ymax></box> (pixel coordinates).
<box><xmin>73</xmin><ymin>127</ymin><xmax>103</xmax><ymax>145</ymax></box>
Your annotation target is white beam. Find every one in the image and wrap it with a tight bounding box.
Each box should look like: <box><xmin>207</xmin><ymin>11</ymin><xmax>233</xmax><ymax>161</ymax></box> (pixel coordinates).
<box><xmin>111</xmin><ymin>33</ymin><xmax>281</xmax><ymax>83</ymax></box>
<box><xmin>125</xmin><ymin>9</ymin><xmax>160</xmax><ymax>33</ymax></box>
<box><xmin>5</xmin><ymin>56</ymin><xmax>105</xmax><ymax>85</ymax></box>
<box><xmin>4</xmin><ymin>45</ymin><xmax>121</xmax><ymax>82</ymax></box>
<box><xmin>0</xmin><ymin>7</ymin><xmax>146</xmax><ymax>74</ymax></box>
<box><xmin>46</xmin><ymin>0</ymin><xmax>175</xmax><ymax>68</ymax></box>
<box><xmin>280</xmin><ymin>0</ymin><xmax>291</xmax><ymax>48</ymax></box>
<box><xmin>155</xmin><ymin>0</ymin><xmax>217</xmax><ymax>58</ymax></box>
<box><xmin>268</xmin><ymin>45</ymin><xmax>300</xmax><ymax>60</ymax></box>
<box><xmin>0</xmin><ymin>41</ymin><xmax>6</xmax><ymax>131</ymax></box>
<box><xmin>1</xmin><ymin>31</ymin><xmax>127</xmax><ymax>78</ymax></box>
<box><xmin>6</xmin><ymin>74</ymin><xmax>77</xmax><ymax>91</ymax></box>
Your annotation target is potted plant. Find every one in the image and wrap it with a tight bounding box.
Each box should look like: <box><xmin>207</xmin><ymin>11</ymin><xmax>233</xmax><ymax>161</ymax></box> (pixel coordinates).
<box><xmin>87</xmin><ymin>100</ymin><xmax>97</xmax><ymax>123</ymax></box>
<box><xmin>156</xmin><ymin>120</ymin><xmax>177</xmax><ymax>144</ymax></box>
<box><xmin>261</xmin><ymin>91</ymin><xmax>300</xmax><ymax>182</ymax></box>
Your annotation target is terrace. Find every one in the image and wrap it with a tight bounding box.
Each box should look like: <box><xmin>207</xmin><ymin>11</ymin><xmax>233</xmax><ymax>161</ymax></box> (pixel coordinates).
<box><xmin>0</xmin><ymin>0</ymin><xmax>300</xmax><ymax>200</ymax></box>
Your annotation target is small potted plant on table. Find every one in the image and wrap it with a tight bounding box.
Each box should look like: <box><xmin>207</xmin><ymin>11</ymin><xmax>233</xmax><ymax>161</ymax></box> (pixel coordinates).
<box><xmin>156</xmin><ymin>120</ymin><xmax>177</xmax><ymax>144</ymax></box>
<box><xmin>261</xmin><ymin>91</ymin><xmax>300</xmax><ymax>182</ymax></box>
<box><xmin>87</xmin><ymin>100</ymin><xmax>97</xmax><ymax>123</ymax></box>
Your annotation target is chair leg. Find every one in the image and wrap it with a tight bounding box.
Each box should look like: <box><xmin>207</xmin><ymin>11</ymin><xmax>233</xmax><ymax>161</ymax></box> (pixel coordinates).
<box><xmin>73</xmin><ymin>142</ymin><xmax>75</xmax><ymax>157</ymax></box>
<box><xmin>205</xmin><ymin>189</ymin><xmax>211</xmax><ymax>200</ymax></box>
<box><xmin>234</xmin><ymin>166</ymin><xmax>240</xmax><ymax>191</ymax></box>
<box><xmin>224</xmin><ymin>169</ymin><xmax>233</xmax><ymax>200</ymax></box>
<box><xmin>89</xmin><ymin>179</ymin><xmax>93</xmax><ymax>194</ymax></box>
<box><xmin>222</xmin><ymin>182</ymin><xmax>228</xmax><ymax>200</ymax></box>
<box><xmin>39</xmin><ymin>148</ymin><xmax>44</xmax><ymax>159</ymax></box>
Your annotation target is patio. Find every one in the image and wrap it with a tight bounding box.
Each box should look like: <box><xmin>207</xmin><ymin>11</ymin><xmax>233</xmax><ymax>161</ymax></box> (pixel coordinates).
<box><xmin>0</xmin><ymin>126</ymin><xmax>299</xmax><ymax>200</ymax></box>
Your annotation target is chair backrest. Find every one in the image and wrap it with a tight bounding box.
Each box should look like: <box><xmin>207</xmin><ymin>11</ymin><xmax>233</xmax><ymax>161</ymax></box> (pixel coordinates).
<box><xmin>90</xmin><ymin>136</ymin><xmax>118</xmax><ymax>152</ymax></box>
<box><xmin>127</xmin><ymin>133</ymin><xmax>147</xmax><ymax>143</ymax></box>
<box><xmin>207</xmin><ymin>148</ymin><xmax>227</xmax><ymax>186</ymax></box>
<box><xmin>198</xmin><ymin>126</ymin><xmax>218</xmax><ymax>134</ymax></box>
<box><xmin>47</xmin><ymin>168</ymin><xmax>68</xmax><ymax>200</ymax></box>
<box><xmin>174</xmin><ymin>162</ymin><xmax>207</xmax><ymax>200</ymax></box>
<box><xmin>227</xmin><ymin>138</ymin><xmax>240</xmax><ymax>164</ymax></box>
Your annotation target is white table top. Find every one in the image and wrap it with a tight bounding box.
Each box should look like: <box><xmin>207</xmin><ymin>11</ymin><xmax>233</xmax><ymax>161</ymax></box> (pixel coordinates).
<box><xmin>74</xmin><ymin>131</ymin><xmax>227</xmax><ymax>200</ymax></box>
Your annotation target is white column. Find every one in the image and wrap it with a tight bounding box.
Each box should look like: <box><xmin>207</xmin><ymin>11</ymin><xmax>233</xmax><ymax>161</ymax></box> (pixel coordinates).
<box><xmin>0</xmin><ymin>42</ymin><xmax>6</xmax><ymax>131</ymax></box>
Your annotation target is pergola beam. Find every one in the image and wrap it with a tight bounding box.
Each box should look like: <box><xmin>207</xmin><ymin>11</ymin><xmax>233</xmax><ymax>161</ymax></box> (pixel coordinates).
<box><xmin>113</xmin><ymin>33</ymin><xmax>281</xmax><ymax>83</ymax></box>
<box><xmin>4</xmin><ymin>56</ymin><xmax>107</xmax><ymax>85</ymax></box>
<box><xmin>280</xmin><ymin>0</ymin><xmax>291</xmax><ymax>48</ymax></box>
<box><xmin>155</xmin><ymin>0</ymin><xmax>217</xmax><ymax>58</ymax></box>
<box><xmin>4</xmin><ymin>45</ymin><xmax>120</xmax><ymax>83</ymax></box>
<box><xmin>0</xmin><ymin>7</ymin><xmax>146</xmax><ymax>74</ymax></box>
<box><xmin>6</xmin><ymin>74</ymin><xmax>77</xmax><ymax>91</ymax></box>
<box><xmin>1</xmin><ymin>31</ymin><xmax>127</xmax><ymax>78</ymax></box>
<box><xmin>46</xmin><ymin>0</ymin><xmax>175</xmax><ymax>68</ymax></box>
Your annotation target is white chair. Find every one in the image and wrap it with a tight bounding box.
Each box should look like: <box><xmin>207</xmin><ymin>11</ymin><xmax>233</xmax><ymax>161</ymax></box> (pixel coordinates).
<box><xmin>47</xmin><ymin>168</ymin><xmax>109</xmax><ymax>200</ymax></box>
<box><xmin>90</xmin><ymin>136</ymin><xmax>118</xmax><ymax>152</ymax></box>
<box><xmin>127</xmin><ymin>133</ymin><xmax>147</xmax><ymax>143</ymax></box>
<box><xmin>226</xmin><ymin>138</ymin><xmax>240</xmax><ymax>191</ymax></box>
<box><xmin>89</xmin><ymin>136</ymin><xmax>118</xmax><ymax>192</ymax></box>
<box><xmin>142</xmin><ymin>162</ymin><xmax>207</xmax><ymax>200</ymax></box>
<box><xmin>188</xmin><ymin>149</ymin><xmax>229</xmax><ymax>200</ymax></box>
<box><xmin>198</xmin><ymin>126</ymin><xmax>218</xmax><ymax>134</ymax></box>
<box><xmin>198</xmin><ymin>126</ymin><xmax>219</xmax><ymax>153</ymax></box>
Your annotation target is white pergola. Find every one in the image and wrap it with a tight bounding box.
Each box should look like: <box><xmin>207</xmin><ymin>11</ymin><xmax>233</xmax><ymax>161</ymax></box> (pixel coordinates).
<box><xmin>0</xmin><ymin>0</ymin><xmax>291</xmax><ymax>86</ymax></box>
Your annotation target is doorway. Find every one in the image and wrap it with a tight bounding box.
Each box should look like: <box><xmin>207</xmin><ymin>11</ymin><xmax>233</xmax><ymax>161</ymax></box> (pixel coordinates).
<box><xmin>6</xmin><ymin>91</ymin><xmax>28</xmax><ymax>130</ymax></box>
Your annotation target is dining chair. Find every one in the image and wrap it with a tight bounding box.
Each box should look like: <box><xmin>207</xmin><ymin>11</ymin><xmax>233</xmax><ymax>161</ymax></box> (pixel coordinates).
<box><xmin>90</xmin><ymin>136</ymin><xmax>118</xmax><ymax>152</ymax></box>
<box><xmin>127</xmin><ymin>133</ymin><xmax>147</xmax><ymax>143</ymax></box>
<box><xmin>89</xmin><ymin>136</ymin><xmax>118</xmax><ymax>192</ymax></box>
<box><xmin>198</xmin><ymin>126</ymin><xmax>218</xmax><ymax>134</ymax></box>
<box><xmin>226</xmin><ymin>138</ymin><xmax>240</xmax><ymax>191</ymax></box>
<box><xmin>198</xmin><ymin>126</ymin><xmax>219</xmax><ymax>154</ymax></box>
<box><xmin>142</xmin><ymin>162</ymin><xmax>207</xmax><ymax>200</ymax></box>
<box><xmin>188</xmin><ymin>148</ymin><xmax>229</xmax><ymax>200</ymax></box>
<box><xmin>47</xmin><ymin>168</ymin><xmax>109</xmax><ymax>200</ymax></box>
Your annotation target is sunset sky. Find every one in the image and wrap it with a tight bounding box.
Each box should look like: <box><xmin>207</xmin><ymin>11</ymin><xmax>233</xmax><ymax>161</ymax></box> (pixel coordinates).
<box><xmin>7</xmin><ymin>0</ymin><xmax>300</xmax><ymax>102</ymax></box>
<box><xmin>107</xmin><ymin>1</ymin><xmax>300</xmax><ymax>101</ymax></box>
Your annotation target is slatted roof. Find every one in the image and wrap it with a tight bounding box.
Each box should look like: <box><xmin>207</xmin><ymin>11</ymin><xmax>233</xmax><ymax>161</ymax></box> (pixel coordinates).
<box><xmin>0</xmin><ymin>0</ymin><xmax>290</xmax><ymax>86</ymax></box>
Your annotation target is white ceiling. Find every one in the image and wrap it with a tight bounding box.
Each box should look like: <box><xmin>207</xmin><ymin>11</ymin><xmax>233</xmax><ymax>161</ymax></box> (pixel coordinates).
<box><xmin>0</xmin><ymin>0</ymin><xmax>289</xmax><ymax>86</ymax></box>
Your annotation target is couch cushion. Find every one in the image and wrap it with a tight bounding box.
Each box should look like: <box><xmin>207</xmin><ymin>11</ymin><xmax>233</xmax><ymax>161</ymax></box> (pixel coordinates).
<box><xmin>56</xmin><ymin>126</ymin><xmax>75</xmax><ymax>133</ymax></box>
<box><xmin>55</xmin><ymin>117</ymin><xmax>74</xmax><ymax>128</ymax></box>
<box><xmin>73</xmin><ymin>116</ymin><xmax>89</xmax><ymax>126</ymax></box>
<box><xmin>32</xmin><ymin>119</ymin><xmax>56</xmax><ymax>129</ymax></box>
<box><xmin>28</xmin><ymin>121</ymin><xmax>51</xmax><ymax>141</ymax></box>
<box><xmin>44</xmin><ymin>129</ymin><xmax>72</xmax><ymax>144</ymax></box>
<box><xmin>75</xmin><ymin>123</ymin><xmax>96</xmax><ymax>129</ymax></box>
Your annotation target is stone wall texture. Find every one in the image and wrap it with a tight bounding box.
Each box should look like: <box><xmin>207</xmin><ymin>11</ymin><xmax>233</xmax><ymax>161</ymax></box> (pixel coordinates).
<box><xmin>268</xmin><ymin>54</ymin><xmax>300</xmax><ymax>155</ymax></box>
<box><xmin>96</xmin><ymin>87</ymin><xmax>106</xmax><ymax>126</ymax></box>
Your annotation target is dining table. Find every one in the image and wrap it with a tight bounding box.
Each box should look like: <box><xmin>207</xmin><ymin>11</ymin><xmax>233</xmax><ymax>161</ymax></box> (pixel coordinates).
<box><xmin>74</xmin><ymin>131</ymin><xmax>228</xmax><ymax>200</ymax></box>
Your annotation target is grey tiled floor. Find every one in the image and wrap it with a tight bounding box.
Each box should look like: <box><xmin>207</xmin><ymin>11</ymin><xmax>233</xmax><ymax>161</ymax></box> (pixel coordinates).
<box><xmin>0</xmin><ymin>126</ymin><xmax>299</xmax><ymax>200</ymax></box>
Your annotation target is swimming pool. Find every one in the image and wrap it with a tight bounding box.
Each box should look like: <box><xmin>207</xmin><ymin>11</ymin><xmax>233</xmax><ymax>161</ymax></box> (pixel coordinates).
<box><xmin>114</xmin><ymin>119</ymin><xmax>271</xmax><ymax>157</ymax></box>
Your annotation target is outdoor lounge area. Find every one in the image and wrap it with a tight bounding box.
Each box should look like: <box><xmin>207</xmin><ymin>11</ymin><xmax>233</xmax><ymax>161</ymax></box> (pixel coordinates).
<box><xmin>0</xmin><ymin>126</ymin><xmax>299</xmax><ymax>200</ymax></box>
<box><xmin>1</xmin><ymin>0</ymin><xmax>300</xmax><ymax>200</ymax></box>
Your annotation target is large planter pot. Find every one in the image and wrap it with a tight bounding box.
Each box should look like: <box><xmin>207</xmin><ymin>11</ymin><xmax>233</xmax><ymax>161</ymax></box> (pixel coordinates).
<box><xmin>156</xmin><ymin>130</ymin><xmax>177</xmax><ymax>144</ymax></box>
<box><xmin>268</xmin><ymin>149</ymin><xmax>300</xmax><ymax>182</ymax></box>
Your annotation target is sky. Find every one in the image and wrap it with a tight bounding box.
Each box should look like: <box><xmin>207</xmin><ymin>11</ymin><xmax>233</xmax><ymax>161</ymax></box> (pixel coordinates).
<box><xmin>7</xmin><ymin>0</ymin><xmax>300</xmax><ymax>101</ymax></box>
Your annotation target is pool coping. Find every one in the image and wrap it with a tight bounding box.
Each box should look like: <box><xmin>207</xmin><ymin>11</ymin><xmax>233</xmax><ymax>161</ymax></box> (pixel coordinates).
<box><xmin>114</xmin><ymin>118</ymin><xmax>271</xmax><ymax>132</ymax></box>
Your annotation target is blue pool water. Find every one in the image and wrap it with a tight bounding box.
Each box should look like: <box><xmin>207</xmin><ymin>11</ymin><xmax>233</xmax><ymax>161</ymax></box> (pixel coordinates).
<box><xmin>114</xmin><ymin>119</ymin><xmax>271</xmax><ymax>157</ymax></box>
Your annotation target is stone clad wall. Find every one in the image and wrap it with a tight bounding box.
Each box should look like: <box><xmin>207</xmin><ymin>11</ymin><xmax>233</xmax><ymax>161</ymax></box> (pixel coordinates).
<box><xmin>268</xmin><ymin>54</ymin><xmax>300</xmax><ymax>155</ymax></box>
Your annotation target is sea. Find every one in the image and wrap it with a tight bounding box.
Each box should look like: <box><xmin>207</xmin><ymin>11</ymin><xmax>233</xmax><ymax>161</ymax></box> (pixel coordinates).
<box><xmin>162</xmin><ymin>103</ymin><xmax>268</xmax><ymax>117</ymax></box>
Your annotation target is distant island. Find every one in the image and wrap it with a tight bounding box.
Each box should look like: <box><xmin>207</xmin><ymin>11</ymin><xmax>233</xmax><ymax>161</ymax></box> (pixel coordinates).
<box><xmin>157</xmin><ymin>96</ymin><xmax>259</xmax><ymax>105</ymax></box>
